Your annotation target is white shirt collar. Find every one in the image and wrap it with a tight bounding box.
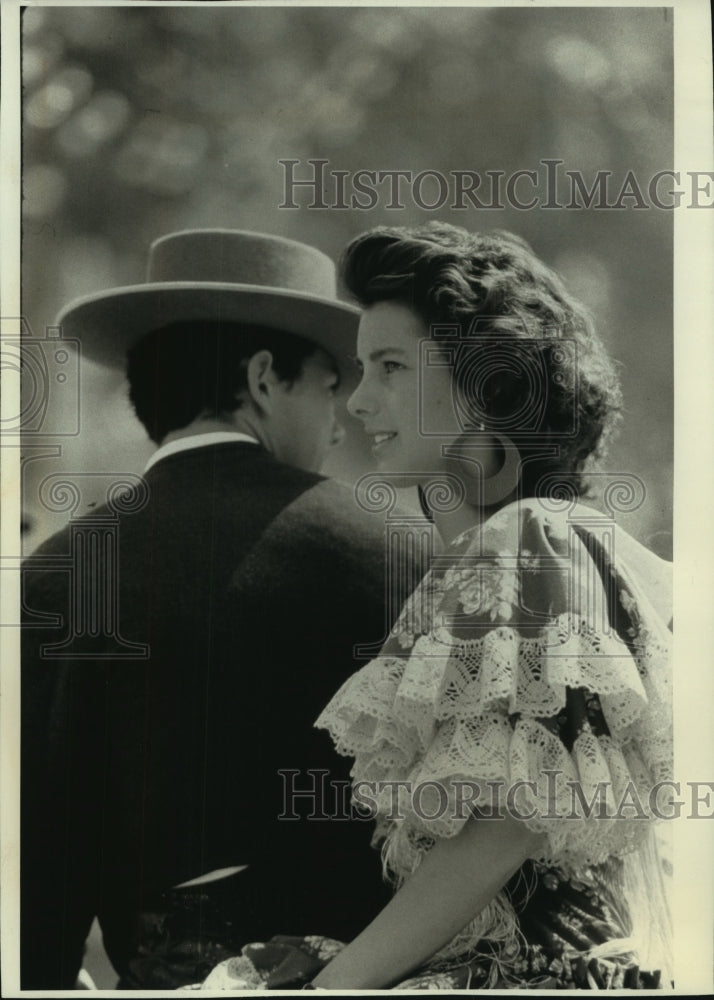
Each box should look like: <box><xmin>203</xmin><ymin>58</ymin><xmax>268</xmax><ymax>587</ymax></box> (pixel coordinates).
<box><xmin>144</xmin><ymin>432</ymin><xmax>260</xmax><ymax>474</ymax></box>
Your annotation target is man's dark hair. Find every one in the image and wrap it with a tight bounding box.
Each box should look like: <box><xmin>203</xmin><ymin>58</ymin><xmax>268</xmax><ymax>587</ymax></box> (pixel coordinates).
<box><xmin>126</xmin><ymin>320</ymin><xmax>319</xmax><ymax>444</ymax></box>
<box><xmin>342</xmin><ymin>222</ymin><xmax>622</xmax><ymax>501</ymax></box>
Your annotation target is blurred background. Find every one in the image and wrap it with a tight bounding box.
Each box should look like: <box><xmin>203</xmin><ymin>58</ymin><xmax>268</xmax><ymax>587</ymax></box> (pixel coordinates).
<box><xmin>21</xmin><ymin>4</ymin><xmax>673</xmax><ymax>556</ymax></box>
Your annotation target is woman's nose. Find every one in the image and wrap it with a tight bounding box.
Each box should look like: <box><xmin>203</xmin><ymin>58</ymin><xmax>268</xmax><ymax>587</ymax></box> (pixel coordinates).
<box><xmin>346</xmin><ymin>379</ymin><xmax>374</xmax><ymax>420</ymax></box>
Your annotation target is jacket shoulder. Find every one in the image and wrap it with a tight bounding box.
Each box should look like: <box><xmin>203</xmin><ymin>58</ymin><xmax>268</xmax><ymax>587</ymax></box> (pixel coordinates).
<box><xmin>281</xmin><ymin>477</ymin><xmax>384</xmax><ymax>535</ymax></box>
<box><xmin>251</xmin><ymin>478</ymin><xmax>388</xmax><ymax>573</ymax></box>
<box><xmin>231</xmin><ymin>477</ymin><xmax>425</xmax><ymax>599</ymax></box>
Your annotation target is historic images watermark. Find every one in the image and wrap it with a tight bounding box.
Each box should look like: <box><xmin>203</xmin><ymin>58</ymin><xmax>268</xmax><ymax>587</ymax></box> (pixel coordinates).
<box><xmin>3</xmin><ymin>317</ymin><xmax>150</xmax><ymax>656</ymax></box>
<box><xmin>278</xmin><ymin>769</ymin><xmax>714</xmax><ymax>824</ymax></box>
<box><xmin>1</xmin><ymin>317</ymin><xmax>80</xmax><ymax>437</ymax></box>
<box><xmin>279</xmin><ymin>158</ymin><xmax>714</xmax><ymax>212</ymax></box>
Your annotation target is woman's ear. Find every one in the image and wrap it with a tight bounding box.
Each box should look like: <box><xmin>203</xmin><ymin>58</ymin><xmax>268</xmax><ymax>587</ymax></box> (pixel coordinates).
<box><xmin>245</xmin><ymin>349</ymin><xmax>278</xmax><ymax>412</ymax></box>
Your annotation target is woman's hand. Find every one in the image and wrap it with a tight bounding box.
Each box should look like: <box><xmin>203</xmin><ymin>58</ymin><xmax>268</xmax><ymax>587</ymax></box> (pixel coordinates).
<box><xmin>311</xmin><ymin>812</ymin><xmax>543</xmax><ymax>990</ymax></box>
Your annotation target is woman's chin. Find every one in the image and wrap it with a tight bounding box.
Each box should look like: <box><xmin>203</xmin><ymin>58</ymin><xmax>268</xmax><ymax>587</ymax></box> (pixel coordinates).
<box><xmin>372</xmin><ymin>452</ymin><xmax>409</xmax><ymax>476</ymax></box>
<box><xmin>370</xmin><ymin>460</ymin><xmax>430</xmax><ymax>492</ymax></box>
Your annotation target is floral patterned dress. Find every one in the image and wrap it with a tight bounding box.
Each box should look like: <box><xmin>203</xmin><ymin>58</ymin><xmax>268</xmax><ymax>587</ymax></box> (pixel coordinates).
<box><xmin>196</xmin><ymin>499</ymin><xmax>673</xmax><ymax>990</ymax></box>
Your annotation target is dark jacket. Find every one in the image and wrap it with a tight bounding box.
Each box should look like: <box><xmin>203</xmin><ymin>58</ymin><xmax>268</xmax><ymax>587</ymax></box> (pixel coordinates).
<box><xmin>21</xmin><ymin>442</ymin><xmax>419</xmax><ymax>987</ymax></box>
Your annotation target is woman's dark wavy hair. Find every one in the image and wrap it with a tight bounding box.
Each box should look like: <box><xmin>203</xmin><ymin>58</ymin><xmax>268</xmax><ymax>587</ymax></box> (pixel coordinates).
<box><xmin>342</xmin><ymin>222</ymin><xmax>622</xmax><ymax>501</ymax></box>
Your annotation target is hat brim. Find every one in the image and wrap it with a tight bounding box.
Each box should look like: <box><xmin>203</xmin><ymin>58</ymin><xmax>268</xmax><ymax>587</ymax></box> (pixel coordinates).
<box><xmin>56</xmin><ymin>283</ymin><xmax>361</xmax><ymax>387</ymax></box>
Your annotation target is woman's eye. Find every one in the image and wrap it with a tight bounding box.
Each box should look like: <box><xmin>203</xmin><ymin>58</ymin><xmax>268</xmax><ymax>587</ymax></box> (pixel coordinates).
<box><xmin>383</xmin><ymin>360</ymin><xmax>404</xmax><ymax>375</ymax></box>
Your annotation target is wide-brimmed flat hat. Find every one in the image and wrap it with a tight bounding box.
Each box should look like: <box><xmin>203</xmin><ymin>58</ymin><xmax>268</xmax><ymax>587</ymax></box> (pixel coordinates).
<box><xmin>56</xmin><ymin>229</ymin><xmax>361</xmax><ymax>382</ymax></box>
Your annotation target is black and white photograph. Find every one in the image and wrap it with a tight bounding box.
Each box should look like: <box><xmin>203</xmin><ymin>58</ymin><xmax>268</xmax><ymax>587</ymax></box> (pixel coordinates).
<box><xmin>1</xmin><ymin>0</ymin><xmax>713</xmax><ymax>993</ymax></box>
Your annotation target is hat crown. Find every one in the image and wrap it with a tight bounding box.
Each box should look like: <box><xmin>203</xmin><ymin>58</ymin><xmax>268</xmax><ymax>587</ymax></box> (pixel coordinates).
<box><xmin>147</xmin><ymin>229</ymin><xmax>338</xmax><ymax>298</ymax></box>
<box><xmin>56</xmin><ymin>227</ymin><xmax>359</xmax><ymax>377</ymax></box>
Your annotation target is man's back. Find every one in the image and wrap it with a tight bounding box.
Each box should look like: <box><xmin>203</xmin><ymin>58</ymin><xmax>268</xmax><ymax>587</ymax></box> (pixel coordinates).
<box><xmin>21</xmin><ymin>442</ymin><xmax>405</xmax><ymax>986</ymax></box>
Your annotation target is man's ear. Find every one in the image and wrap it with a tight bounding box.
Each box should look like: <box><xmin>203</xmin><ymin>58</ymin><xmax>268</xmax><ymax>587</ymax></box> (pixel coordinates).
<box><xmin>245</xmin><ymin>350</ymin><xmax>280</xmax><ymax>412</ymax></box>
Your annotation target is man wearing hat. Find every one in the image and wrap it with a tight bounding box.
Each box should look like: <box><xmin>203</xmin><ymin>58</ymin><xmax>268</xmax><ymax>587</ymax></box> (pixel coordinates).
<box><xmin>21</xmin><ymin>231</ymin><xmax>417</xmax><ymax>988</ymax></box>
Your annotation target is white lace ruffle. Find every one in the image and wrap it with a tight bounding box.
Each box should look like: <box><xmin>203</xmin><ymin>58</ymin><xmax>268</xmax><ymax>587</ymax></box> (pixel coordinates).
<box><xmin>316</xmin><ymin>501</ymin><xmax>672</xmax><ymax>969</ymax></box>
<box><xmin>316</xmin><ymin>607</ymin><xmax>672</xmax><ymax>879</ymax></box>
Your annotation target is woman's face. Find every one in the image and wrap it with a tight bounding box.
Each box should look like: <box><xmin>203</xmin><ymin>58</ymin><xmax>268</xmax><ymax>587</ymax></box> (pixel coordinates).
<box><xmin>347</xmin><ymin>302</ymin><xmax>462</xmax><ymax>480</ymax></box>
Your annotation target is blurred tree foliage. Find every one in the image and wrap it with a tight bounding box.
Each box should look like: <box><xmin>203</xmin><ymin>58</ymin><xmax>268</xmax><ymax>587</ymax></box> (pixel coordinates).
<box><xmin>21</xmin><ymin>5</ymin><xmax>673</xmax><ymax>554</ymax></box>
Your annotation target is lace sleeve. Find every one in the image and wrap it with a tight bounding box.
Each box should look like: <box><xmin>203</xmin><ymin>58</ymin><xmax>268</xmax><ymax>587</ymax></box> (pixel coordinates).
<box><xmin>316</xmin><ymin>500</ymin><xmax>672</xmax><ymax>882</ymax></box>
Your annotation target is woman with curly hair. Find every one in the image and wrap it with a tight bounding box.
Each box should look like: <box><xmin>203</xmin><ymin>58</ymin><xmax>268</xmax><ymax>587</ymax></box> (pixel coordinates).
<box><xmin>202</xmin><ymin>224</ymin><xmax>672</xmax><ymax>991</ymax></box>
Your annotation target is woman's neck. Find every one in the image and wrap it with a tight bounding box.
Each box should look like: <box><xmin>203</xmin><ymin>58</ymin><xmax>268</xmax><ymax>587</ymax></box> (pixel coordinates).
<box><xmin>431</xmin><ymin>501</ymin><xmax>484</xmax><ymax>548</ymax></box>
